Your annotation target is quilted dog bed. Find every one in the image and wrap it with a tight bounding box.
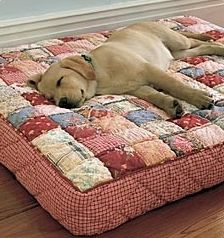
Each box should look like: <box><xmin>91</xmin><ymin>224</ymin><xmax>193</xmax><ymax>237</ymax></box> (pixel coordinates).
<box><xmin>1</xmin><ymin>16</ymin><xmax>224</xmax><ymax>236</ymax></box>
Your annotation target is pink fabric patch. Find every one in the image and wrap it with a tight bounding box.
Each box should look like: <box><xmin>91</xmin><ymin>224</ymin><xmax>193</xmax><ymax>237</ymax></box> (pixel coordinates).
<box><xmin>175</xmin><ymin>17</ymin><xmax>198</xmax><ymax>26</ymax></box>
<box><xmin>92</xmin><ymin>115</ymin><xmax>136</xmax><ymax>133</ymax></box>
<box><xmin>88</xmin><ymin>107</ymin><xmax>113</xmax><ymax>118</ymax></box>
<box><xmin>205</xmin><ymin>30</ymin><xmax>224</xmax><ymax>40</ymax></box>
<box><xmin>163</xmin><ymin>133</ymin><xmax>203</xmax><ymax>156</ymax></box>
<box><xmin>10</xmin><ymin>60</ymin><xmax>47</xmax><ymax>77</ymax></box>
<box><xmin>186</xmin><ymin>24</ymin><xmax>214</xmax><ymax>34</ymax></box>
<box><xmin>134</xmin><ymin>140</ymin><xmax>176</xmax><ymax>166</ymax></box>
<box><xmin>82</xmin><ymin>134</ymin><xmax>127</xmax><ymax>156</ymax></box>
<box><xmin>22</xmin><ymin>92</ymin><xmax>54</xmax><ymax>106</ymax></box>
<box><xmin>99</xmin><ymin>147</ymin><xmax>146</xmax><ymax>177</ymax></box>
<box><xmin>114</xmin><ymin>127</ymin><xmax>156</xmax><ymax>145</ymax></box>
<box><xmin>189</xmin><ymin>124</ymin><xmax>224</xmax><ymax>147</ymax></box>
<box><xmin>0</xmin><ymin>66</ymin><xmax>27</xmax><ymax>84</ymax></box>
<box><xmin>171</xmin><ymin>114</ymin><xmax>210</xmax><ymax>130</ymax></box>
<box><xmin>46</xmin><ymin>44</ymin><xmax>74</xmax><ymax>55</ymax></box>
<box><xmin>181</xmin><ymin>56</ymin><xmax>210</xmax><ymax>65</ymax></box>
<box><xmin>65</xmin><ymin>125</ymin><xmax>99</xmax><ymax>140</ymax></box>
<box><xmin>66</xmin><ymin>40</ymin><xmax>96</xmax><ymax>53</ymax></box>
<box><xmin>196</xmin><ymin>74</ymin><xmax>224</xmax><ymax>87</ymax></box>
<box><xmin>19</xmin><ymin>116</ymin><xmax>58</xmax><ymax>141</ymax></box>
<box><xmin>197</xmin><ymin>61</ymin><xmax>224</xmax><ymax>74</ymax></box>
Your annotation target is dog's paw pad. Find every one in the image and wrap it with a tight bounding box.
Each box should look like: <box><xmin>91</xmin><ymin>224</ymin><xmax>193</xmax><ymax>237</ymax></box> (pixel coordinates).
<box><xmin>173</xmin><ymin>100</ymin><xmax>184</xmax><ymax>118</ymax></box>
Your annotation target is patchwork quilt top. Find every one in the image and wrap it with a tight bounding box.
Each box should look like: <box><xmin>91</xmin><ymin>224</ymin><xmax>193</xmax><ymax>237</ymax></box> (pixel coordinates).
<box><xmin>1</xmin><ymin>16</ymin><xmax>224</xmax><ymax>235</ymax></box>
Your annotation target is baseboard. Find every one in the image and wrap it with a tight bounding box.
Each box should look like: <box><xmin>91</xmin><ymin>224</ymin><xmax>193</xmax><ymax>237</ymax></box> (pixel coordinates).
<box><xmin>0</xmin><ymin>0</ymin><xmax>224</xmax><ymax>48</ymax></box>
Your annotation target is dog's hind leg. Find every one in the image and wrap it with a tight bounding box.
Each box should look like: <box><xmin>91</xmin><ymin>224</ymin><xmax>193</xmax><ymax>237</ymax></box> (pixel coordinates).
<box><xmin>178</xmin><ymin>31</ymin><xmax>214</xmax><ymax>41</ymax></box>
<box><xmin>128</xmin><ymin>85</ymin><xmax>183</xmax><ymax>118</ymax></box>
<box><xmin>151</xmin><ymin>23</ymin><xmax>220</xmax><ymax>52</ymax></box>
<box><xmin>172</xmin><ymin>43</ymin><xmax>224</xmax><ymax>59</ymax></box>
<box><xmin>143</xmin><ymin>63</ymin><xmax>213</xmax><ymax>109</ymax></box>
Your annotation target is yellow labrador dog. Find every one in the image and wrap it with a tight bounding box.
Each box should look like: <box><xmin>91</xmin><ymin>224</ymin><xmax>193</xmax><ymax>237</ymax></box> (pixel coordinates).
<box><xmin>28</xmin><ymin>21</ymin><xmax>224</xmax><ymax>117</ymax></box>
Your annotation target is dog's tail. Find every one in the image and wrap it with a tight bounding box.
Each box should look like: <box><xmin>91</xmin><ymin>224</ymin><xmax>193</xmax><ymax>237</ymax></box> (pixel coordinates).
<box><xmin>178</xmin><ymin>31</ymin><xmax>213</xmax><ymax>41</ymax></box>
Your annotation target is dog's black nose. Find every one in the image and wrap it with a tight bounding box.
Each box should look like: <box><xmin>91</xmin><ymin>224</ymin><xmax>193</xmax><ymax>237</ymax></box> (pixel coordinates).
<box><xmin>58</xmin><ymin>97</ymin><xmax>76</xmax><ymax>109</ymax></box>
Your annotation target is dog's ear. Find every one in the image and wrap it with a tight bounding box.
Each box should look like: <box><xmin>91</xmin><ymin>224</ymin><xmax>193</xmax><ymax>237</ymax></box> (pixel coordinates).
<box><xmin>27</xmin><ymin>73</ymin><xmax>42</xmax><ymax>89</ymax></box>
<box><xmin>60</xmin><ymin>55</ymin><xmax>95</xmax><ymax>80</ymax></box>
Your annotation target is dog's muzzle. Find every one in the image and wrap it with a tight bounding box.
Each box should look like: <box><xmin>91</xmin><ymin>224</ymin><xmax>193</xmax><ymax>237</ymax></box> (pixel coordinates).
<box><xmin>58</xmin><ymin>97</ymin><xmax>79</xmax><ymax>109</ymax></box>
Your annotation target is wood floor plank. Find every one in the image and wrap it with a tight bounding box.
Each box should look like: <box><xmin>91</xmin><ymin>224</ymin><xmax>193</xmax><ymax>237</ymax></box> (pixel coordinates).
<box><xmin>0</xmin><ymin>206</ymin><xmax>73</xmax><ymax>238</ymax></box>
<box><xmin>0</xmin><ymin>176</ymin><xmax>38</xmax><ymax>221</ymax></box>
<box><xmin>0</xmin><ymin>164</ymin><xmax>14</xmax><ymax>185</ymax></box>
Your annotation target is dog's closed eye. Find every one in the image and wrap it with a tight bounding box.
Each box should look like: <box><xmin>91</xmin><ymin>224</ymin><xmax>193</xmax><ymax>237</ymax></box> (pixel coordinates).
<box><xmin>56</xmin><ymin>77</ymin><xmax>63</xmax><ymax>87</ymax></box>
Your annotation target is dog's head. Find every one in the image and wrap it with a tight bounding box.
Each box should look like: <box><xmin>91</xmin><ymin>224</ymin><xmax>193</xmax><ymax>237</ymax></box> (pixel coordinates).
<box><xmin>27</xmin><ymin>55</ymin><xmax>96</xmax><ymax>108</ymax></box>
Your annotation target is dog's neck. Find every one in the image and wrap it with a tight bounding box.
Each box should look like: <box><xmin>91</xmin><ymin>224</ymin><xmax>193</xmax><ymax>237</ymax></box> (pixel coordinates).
<box><xmin>80</xmin><ymin>54</ymin><xmax>98</xmax><ymax>99</ymax></box>
<box><xmin>85</xmin><ymin>78</ymin><xmax>97</xmax><ymax>100</ymax></box>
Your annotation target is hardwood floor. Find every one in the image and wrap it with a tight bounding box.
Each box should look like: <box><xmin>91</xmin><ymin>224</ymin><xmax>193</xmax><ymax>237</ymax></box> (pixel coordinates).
<box><xmin>185</xmin><ymin>5</ymin><xmax>224</xmax><ymax>26</ymax></box>
<box><xmin>0</xmin><ymin>164</ymin><xmax>224</xmax><ymax>238</ymax></box>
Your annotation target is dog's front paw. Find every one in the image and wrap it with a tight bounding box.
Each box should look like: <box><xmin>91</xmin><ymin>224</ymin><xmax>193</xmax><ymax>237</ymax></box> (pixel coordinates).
<box><xmin>191</xmin><ymin>89</ymin><xmax>213</xmax><ymax>109</ymax></box>
<box><xmin>166</xmin><ymin>99</ymin><xmax>184</xmax><ymax>118</ymax></box>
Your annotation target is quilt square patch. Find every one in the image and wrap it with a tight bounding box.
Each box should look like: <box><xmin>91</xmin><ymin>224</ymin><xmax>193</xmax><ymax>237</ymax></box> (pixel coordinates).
<box><xmin>125</xmin><ymin>109</ymin><xmax>162</xmax><ymax>126</ymax></box>
<box><xmin>0</xmin><ymin>95</ymin><xmax>31</xmax><ymax>118</ymax></box>
<box><xmin>25</xmin><ymin>48</ymin><xmax>52</xmax><ymax>60</ymax></box>
<box><xmin>78</xmin><ymin>33</ymin><xmax>107</xmax><ymax>45</ymax></box>
<box><xmin>162</xmin><ymin>133</ymin><xmax>203</xmax><ymax>156</ymax></box>
<box><xmin>34</xmin><ymin>105</ymin><xmax>71</xmax><ymax>116</ymax></box>
<box><xmin>10</xmin><ymin>60</ymin><xmax>47</xmax><ymax>77</ymax></box>
<box><xmin>0</xmin><ymin>86</ymin><xmax>19</xmax><ymax>102</ymax></box>
<box><xmin>65</xmin><ymin>125</ymin><xmax>99</xmax><ymax>141</ymax></box>
<box><xmin>186</xmin><ymin>24</ymin><xmax>214</xmax><ymax>34</ymax></box>
<box><xmin>0</xmin><ymin>66</ymin><xmax>27</xmax><ymax>84</ymax></box>
<box><xmin>84</xmin><ymin>106</ymin><xmax>113</xmax><ymax>118</ymax></box>
<box><xmin>193</xmin><ymin>106</ymin><xmax>224</xmax><ymax>121</ymax></box>
<box><xmin>19</xmin><ymin>116</ymin><xmax>59</xmax><ymax>141</ymax></box>
<box><xmin>32</xmin><ymin>127</ymin><xmax>95</xmax><ymax>164</ymax></box>
<box><xmin>179</xmin><ymin>67</ymin><xmax>204</xmax><ymax>79</ymax></box>
<box><xmin>105</xmin><ymin>100</ymin><xmax>142</xmax><ymax>115</ymax></box>
<box><xmin>113</xmin><ymin>127</ymin><xmax>156</xmax><ymax>145</ymax></box>
<box><xmin>141</xmin><ymin>120</ymin><xmax>184</xmax><ymax>138</ymax></box>
<box><xmin>99</xmin><ymin>146</ymin><xmax>146</xmax><ymax>178</ymax></box>
<box><xmin>174</xmin><ymin>17</ymin><xmax>198</xmax><ymax>26</ymax></box>
<box><xmin>196</xmin><ymin>61</ymin><xmax>224</xmax><ymax>74</ymax></box>
<box><xmin>66</xmin><ymin>40</ymin><xmax>95</xmax><ymax>53</ymax></box>
<box><xmin>133</xmin><ymin>139</ymin><xmax>176</xmax><ymax>166</ymax></box>
<box><xmin>81</xmin><ymin>134</ymin><xmax>127</xmax><ymax>156</ymax></box>
<box><xmin>91</xmin><ymin>115</ymin><xmax>136</xmax><ymax>133</ymax></box>
<box><xmin>171</xmin><ymin>114</ymin><xmax>210</xmax><ymax>130</ymax></box>
<box><xmin>22</xmin><ymin>92</ymin><xmax>54</xmax><ymax>106</ymax></box>
<box><xmin>7</xmin><ymin>106</ymin><xmax>36</xmax><ymax>128</ymax></box>
<box><xmin>49</xmin><ymin>112</ymin><xmax>87</xmax><ymax>128</ymax></box>
<box><xmin>205</xmin><ymin>30</ymin><xmax>224</xmax><ymax>40</ymax></box>
<box><xmin>188</xmin><ymin>124</ymin><xmax>224</xmax><ymax>147</ymax></box>
<box><xmin>46</xmin><ymin>44</ymin><xmax>74</xmax><ymax>55</ymax></box>
<box><xmin>65</xmin><ymin>158</ymin><xmax>113</xmax><ymax>192</ymax></box>
<box><xmin>196</xmin><ymin>74</ymin><xmax>224</xmax><ymax>87</ymax></box>
<box><xmin>181</xmin><ymin>56</ymin><xmax>210</xmax><ymax>65</ymax></box>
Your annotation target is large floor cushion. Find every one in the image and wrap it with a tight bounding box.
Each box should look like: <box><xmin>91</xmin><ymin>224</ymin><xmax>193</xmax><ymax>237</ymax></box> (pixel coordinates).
<box><xmin>1</xmin><ymin>16</ymin><xmax>224</xmax><ymax>235</ymax></box>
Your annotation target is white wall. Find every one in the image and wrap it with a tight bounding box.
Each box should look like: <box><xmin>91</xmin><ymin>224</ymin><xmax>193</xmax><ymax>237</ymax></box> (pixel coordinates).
<box><xmin>1</xmin><ymin>0</ymin><xmax>224</xmax><ymax>47</ymax></box>
<box><xmin>0</xmin><ymin>0</ymin><xmax>140</xmax><ymax>20</ymax></box>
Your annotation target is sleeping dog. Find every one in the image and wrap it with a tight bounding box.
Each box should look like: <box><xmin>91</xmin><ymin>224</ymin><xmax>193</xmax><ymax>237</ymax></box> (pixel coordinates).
<box><xmin>28</xmin><ymin>21</ymin><xmax>224</xmax><ymax>117</ymax></box>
